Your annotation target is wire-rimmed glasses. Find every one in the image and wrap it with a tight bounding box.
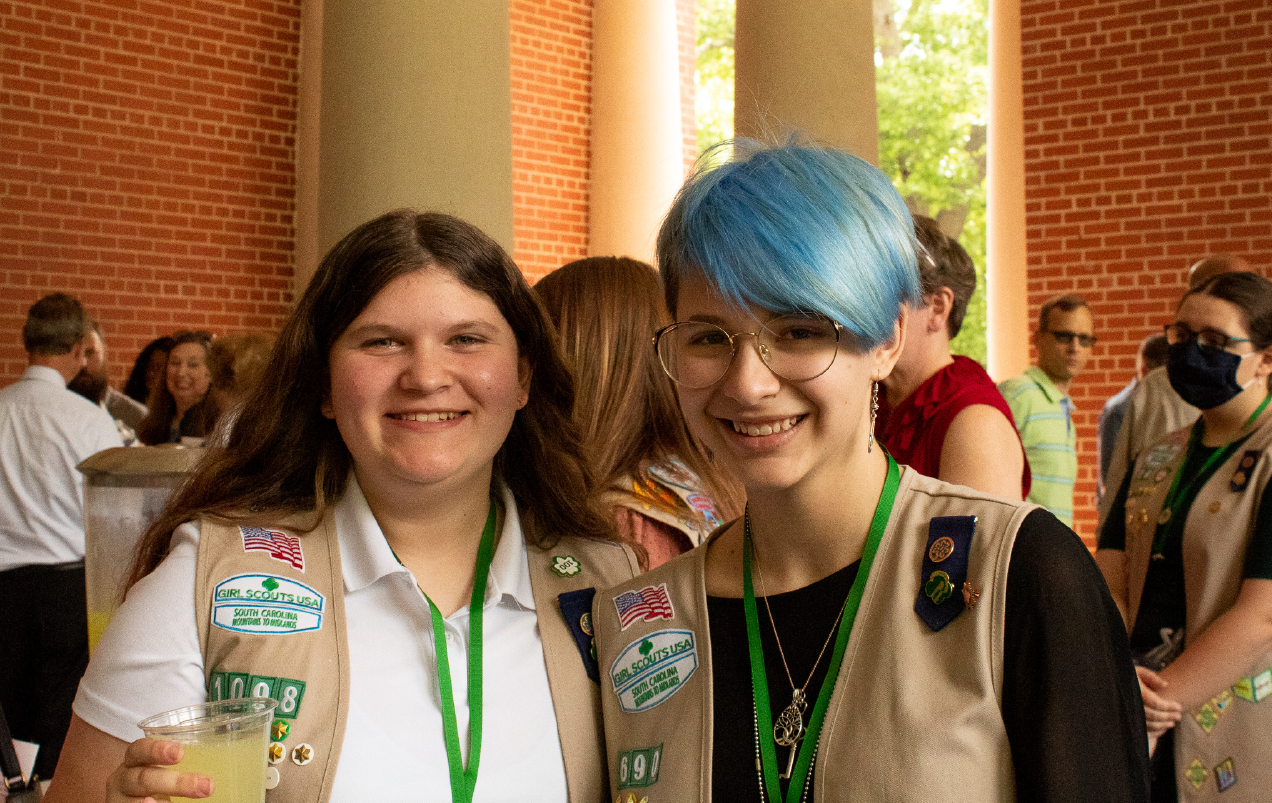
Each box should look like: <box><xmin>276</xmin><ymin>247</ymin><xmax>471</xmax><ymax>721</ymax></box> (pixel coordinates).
<box><xmin>653</xmin><ymin>314</ymin><xmax>843</xmax><ymax>389</ymax></box>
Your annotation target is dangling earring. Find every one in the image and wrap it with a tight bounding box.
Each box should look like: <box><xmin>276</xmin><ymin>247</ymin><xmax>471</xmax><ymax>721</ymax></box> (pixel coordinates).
<box><xmin>868</xmin><ymin>381</ymin><xmax>879</xmax><ymax>453</ymax></box>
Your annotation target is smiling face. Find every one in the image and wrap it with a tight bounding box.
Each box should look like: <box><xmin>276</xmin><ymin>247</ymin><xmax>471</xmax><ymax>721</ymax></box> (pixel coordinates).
<box><xmin>323</xmin><ymin>267</ymin><xmax>530</xmax><ymax>501</ymax></box>
<box><xmin>166</xmin><ymin>341</ymin><xmax>211</xmax><ymax>414</ymax></box>
<box><xmin>671</xmin><ymin>274</ymin><xmax>901</xmax><ymax>496</ymax></box>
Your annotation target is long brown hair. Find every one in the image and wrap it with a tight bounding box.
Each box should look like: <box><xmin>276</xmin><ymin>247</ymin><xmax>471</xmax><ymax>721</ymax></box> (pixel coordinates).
<box><xmin>135</xmin><ymin>330</ymin><xmax>216</xmax><ymax>445</ymax></box>
<box><xmin>535</xmin><ymin>256</ymin><xmax>743</xmax><ymax>518</ymax></box>
<box><xmin>128</xmin><ymin>210</ymin><xmax>612</xmax><ymax>589</ymax></box>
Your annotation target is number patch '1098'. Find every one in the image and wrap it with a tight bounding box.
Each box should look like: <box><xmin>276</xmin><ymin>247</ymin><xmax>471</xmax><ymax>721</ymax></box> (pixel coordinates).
<box><xmin>208</xmin><ymin>671</ymin><xmax>307</xmax><ymax>720</ymax></box>
<box><xmin>617</xmin><ymin>744</ymin><xmax>663</xmax><ymax>789</ymax></box>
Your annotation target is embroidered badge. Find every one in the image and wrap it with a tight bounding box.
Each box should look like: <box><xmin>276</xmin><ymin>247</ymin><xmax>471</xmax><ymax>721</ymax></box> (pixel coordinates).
<box><xmin>551</xmin><ymin>555</ymin><xmax>581</xmax><ymax>577</ymax></box>
<box><xmin>559</xmin><ymin>588</ymin><xmax>601</xmax><ymax>682</ymax></box>
<box><xmin>1214</xmin><ymin>757</ymin><xmax>1237</xmax><ymax>792</ymax></box>
<box><xmin>211</xmin><ymin>574</ymin><xmax>325</xmax><ymax>636</ymax></box>
<box><xmin>1213</xmin><ymin>689</ymin><xmax>1232</xmax><ymax>713</ymax></box>
<box><xmin>240</xmin><ymin>526</ymin><xmax>305</xmax><ymax>572</ymax></box>
<box><xmin>268</xmin><ymin>742</ymin><xmax>285</xmax><ymax>764</ymax></box>
<box><xmin>614</xmin><ymin>583</ymin><xmax>675</xmax><ymax>630</ymax></box>
<box><xmin>928</xmin><ymin>536</ymin><xmax>955</xmax><ymax>563</ymax></box>
<box><xmin>617</xmin><ymin>744</ymin><xmax>664</xmax><ymax>789</ymax></box>
<box><xmin>291</xmin><ymin>743</ymin><xmax>314</xmax><ymax>765</ymax></box>
<box><xmin>1230</xmin><ymin>450</ymin><xmax>1261</xmax><ymax>492</ymax></box>
<box><xmin>610</xmin><ymin>629</ymin><xmax>697</xmax><ymax>713</ymax></box>
<box><xmin>914</xmin><ymin>516</ymin><xmax>976</xmax><ymax>632</ymax></box>
<box><xmin>1195</xmin><ymin>702</ymin><xmax>1219</xmax><ymax>733</ymax></box>
<box><xmin>208</xmin><ymin>672</ymin><xmax>307</xmax><ymax>720</ymax></box>
<box><xmin>1241</xmin><ymin>668</ymin><xmax>1272</xmax><ymax>703</ymax></box>
<box><xmin>1186</xmin><ymin>760</ymin><xmax>1209</xmax><ymax>790</ymax></box>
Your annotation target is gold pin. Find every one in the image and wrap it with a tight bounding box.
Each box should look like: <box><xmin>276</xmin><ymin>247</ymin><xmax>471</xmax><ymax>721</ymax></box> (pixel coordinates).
<box><xmin>1139</xmin><ymin>510</ymin><xmax>1150</xmax><ymax>525</ymax></box>
<box><xmin>1157</xmin><ymin>508</ymin><xmax>1172</xmax><ymax>525</ymax></box>
<box><xmin>962</xmin><ymin>581</ymin><xmax>981</xmax><ymax>611</ymax></box>
<box><xmin>1209</xmin><ymin>501</ymin><xmax>1222</xmax><ymax>514</ymax></box>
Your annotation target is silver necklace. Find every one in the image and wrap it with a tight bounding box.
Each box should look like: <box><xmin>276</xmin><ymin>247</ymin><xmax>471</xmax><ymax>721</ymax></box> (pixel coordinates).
<box><xmin>747</xmin><ymin>509</ymin><xmax>847</xmax><ymax>780</ymax></box>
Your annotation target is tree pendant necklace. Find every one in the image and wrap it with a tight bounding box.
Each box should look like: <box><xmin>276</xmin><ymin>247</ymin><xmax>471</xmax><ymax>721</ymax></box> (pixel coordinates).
<box><xmin>748</xmin><ymin>509</ymin><xmax>848</xmax><ymax>779</ymax></box>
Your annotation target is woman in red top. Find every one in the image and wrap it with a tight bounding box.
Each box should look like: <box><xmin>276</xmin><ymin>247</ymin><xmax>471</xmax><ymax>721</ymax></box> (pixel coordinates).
<box><xmin>877</xmin><ymin>215</ymin><xmax>1030</xmax><ymax>499</ymax></box>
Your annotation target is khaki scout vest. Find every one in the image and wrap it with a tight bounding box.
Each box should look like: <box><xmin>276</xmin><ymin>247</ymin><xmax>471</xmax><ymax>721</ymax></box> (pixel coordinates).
<box><xmin>593</xmin><ymin>469</ymin><xmax>1029</xmax><ymax>802</ymax></box>
<box><xmin>1120</xmin><ymin>417</ymin><xmax>1272</xmax><ymax>802</ymax></box>
<box><xmin>194</xmin><ymin>507</ymin><xmax>639</xmax><ymax>803</ymax></box>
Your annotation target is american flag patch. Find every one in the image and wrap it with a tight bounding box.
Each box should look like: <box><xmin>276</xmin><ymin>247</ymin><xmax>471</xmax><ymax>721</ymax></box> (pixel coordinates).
<box><xmin>613</xmin><ymin>583</ymin><xmax>675</xmax><ymax>630</ymax></box>
<box><xmin>240</xmin><ymin>526</ymin><xmax>305</xmax><ymax>572</ymax></box>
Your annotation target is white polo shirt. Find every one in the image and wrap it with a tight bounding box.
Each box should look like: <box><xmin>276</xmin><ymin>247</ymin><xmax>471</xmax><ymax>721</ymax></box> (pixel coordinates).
<box><xmin>0</xmin><ymin>365</ymin><xmax>124</xmax><ymax>570</ymax></box>
<box><xmin>74</xmin><ymin>479</ymin><xmax>569</xmax><ymax>801</ymax></box>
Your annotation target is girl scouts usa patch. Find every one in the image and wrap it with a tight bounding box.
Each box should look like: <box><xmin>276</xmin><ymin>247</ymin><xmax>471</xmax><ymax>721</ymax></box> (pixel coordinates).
<box><xmin>212</xmin><ymin>573</ymin><xmax>325</xmax><ymax>634</ymax></box>
<box><xmin>610</xmin><ymin>629</ymin><xmax>697</xmax><ymax>713</ymax></box>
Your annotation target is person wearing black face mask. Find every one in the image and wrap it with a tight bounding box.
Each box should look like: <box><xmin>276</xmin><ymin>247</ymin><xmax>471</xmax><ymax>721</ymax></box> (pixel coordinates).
<box><xmin>1096</xmin><ymin>270</ymin><xmax>1272</xmax><ymax>803</ymax></box>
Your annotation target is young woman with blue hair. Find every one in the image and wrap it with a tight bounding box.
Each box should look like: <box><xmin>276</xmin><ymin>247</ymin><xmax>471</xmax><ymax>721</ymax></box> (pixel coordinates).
<box><xmin>593</xmin><ymin>142</ymin><xmax>1149</xmax><ymax>801</ymax></box>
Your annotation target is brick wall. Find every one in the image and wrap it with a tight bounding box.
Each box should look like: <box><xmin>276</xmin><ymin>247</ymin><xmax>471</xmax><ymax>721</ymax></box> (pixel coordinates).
<box><xmin>1021</xmin><ymin>0</ymin><xmax>1272</xmax><ymax>540</ymax></box>
<box><xmin>510</xmin><ymin>0</ymin><xmax>593</xmax><ymax>281</ymax></box>
<box><xmin>511</xmin><ymin>0</ymin><xmax>697</xmax><ymax>280</ymax></box>
<box><xmin>0</xmin><ymin>0</ymin><xmax>299</xmax><ymax>388</ymax></box>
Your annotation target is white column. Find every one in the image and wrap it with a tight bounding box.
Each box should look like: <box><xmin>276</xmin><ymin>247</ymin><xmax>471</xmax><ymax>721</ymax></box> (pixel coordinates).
<box><xmin>986</xmin><ymin>0</ymin><xmax>1029</xmax><ymax>381</ymax></box>
<box><xmin>293</xmin><ymin>0</ymin><xmax>323</xmax><ymax>292</ymax></box>
<box><xmin>734</xmin><ymin>0</ymin><xmax>879</xmax><ymax>164</ymax></box>
<box><xmin>589</xmin><ymin>0</ymin><xmax>685</xmax><ymax>263</ymax></box>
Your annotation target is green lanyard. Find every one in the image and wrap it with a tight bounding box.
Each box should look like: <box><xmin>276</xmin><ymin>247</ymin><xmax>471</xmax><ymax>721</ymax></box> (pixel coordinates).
<box><xmin>1152</xmin><ymin>394</ymin><xmax>1271</xmax><ymax>556</ymax></box>
<box><xmin>742</xmin><ymin>454</ymin><xmax>901</xmax><ymax>803</ymax></box>
<box><xmin>396</xmin><ymin>500</ymin><xmax>498</xmax><ymax>803</ymax></box>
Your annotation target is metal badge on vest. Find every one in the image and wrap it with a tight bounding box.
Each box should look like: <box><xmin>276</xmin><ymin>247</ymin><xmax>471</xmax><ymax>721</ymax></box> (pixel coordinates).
<box><xmin>915</xmin><ymin>515</ymin><xmax>978</xmax><ymax>631</ymax></box>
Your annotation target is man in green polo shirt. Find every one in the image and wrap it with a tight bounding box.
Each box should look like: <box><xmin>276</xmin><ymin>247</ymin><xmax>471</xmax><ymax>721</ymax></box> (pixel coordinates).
<box><xmin>998</xmin><ymin>295</ymin><xmax>1096</xmax><ymax>526</ymax></box>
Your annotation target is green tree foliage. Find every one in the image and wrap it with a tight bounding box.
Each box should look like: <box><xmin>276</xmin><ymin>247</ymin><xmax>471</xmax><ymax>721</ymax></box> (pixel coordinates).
<box><xmin>696</xmin><ymin>0</ymin><xmax>735</xmax><ymax>154</ymax></box>
<box><xmin>695</xmin><ymin>0</ymin><xmax>988</xmax><ymax>361</ymax></box>
<box><xmin>877</xmin><ymin>0</ymin><xmax>989</xmax><ymax>362</ymax></box>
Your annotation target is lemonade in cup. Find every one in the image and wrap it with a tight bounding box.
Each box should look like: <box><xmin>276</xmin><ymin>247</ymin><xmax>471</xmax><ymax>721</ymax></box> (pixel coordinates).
<box><xmin>138</xmin><ymin>698</ymin><xmax>277</xmax><ymax>803</ymax></box>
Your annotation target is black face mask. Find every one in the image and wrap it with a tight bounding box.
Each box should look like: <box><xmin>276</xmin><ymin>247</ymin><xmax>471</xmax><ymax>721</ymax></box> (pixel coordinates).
<box><xmin>1166</xmin><ymin>340</ymin><xmax>1254</xmax><ymax>410</ymax></box>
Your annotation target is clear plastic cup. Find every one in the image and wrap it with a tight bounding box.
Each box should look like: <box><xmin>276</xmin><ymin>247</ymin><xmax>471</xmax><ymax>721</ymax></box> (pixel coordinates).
<box><xmin>138</xmin><ymin>698</ymin><xmax>278</xmax><ymax>803</ymax></box>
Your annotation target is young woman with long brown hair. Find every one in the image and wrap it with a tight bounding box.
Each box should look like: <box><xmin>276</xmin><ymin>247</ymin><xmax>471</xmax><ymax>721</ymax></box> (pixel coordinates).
<box><xmin>45</xmin><ymin>210</ymin><xmax>637</xmax><ymax>803</ymax></box>
<box><xmin>536</xmin><ymin>256</ymin><xmax>742</xmax><ymax>569</ymax></box>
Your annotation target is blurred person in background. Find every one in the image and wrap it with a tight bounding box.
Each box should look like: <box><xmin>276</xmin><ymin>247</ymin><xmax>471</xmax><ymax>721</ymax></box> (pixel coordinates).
<box><xmin>999</xmin><ymin>295</ymin><xmax>1096</xmax><ymax>526</ymax></box>
<box><xmin>536</xmin><ymin>256</ymin><xmax>742</xmax><ymax>569</ymax></box>
<box><xmin>877</xmin><ymin>215</ymin><xmax>1028</xmax><ymax>499</ymax></box>
<box><xmin>1096</xmin><ymin>334</ymin><xmax>1169</xmax><ymax>505</ymax></box>
<box><xmin>0</xmin><ymin>294</ymin><xmax>122</xmax><ymax>780</ymax></box>
<box><xmin>122</xmin><ymin>336</ymin><xmax>175</xmax><ymax>406</ymax></box>
<box><xmin>135</xmin><ymin>331</ymin><xmax>217</xmax><ymax>445</ymax></box>
<box><xmin>67</xmin><ymin>320</ymin><xmax>148</xmax><ymax>445</ymax></box>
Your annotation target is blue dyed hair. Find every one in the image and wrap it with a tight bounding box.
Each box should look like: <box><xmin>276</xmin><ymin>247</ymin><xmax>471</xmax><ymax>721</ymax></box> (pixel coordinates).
<box><xmin>657</xmin><ymin>140</ymin><xmax>922</xmax><ymax>349</ymax></box>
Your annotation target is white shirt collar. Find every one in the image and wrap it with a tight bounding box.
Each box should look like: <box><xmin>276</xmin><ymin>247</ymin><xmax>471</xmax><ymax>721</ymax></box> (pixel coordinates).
<box><xmin>335</xmin><ymin>477</ymin><xmax>536</xmax><ymax>612</ymax></box>
<box><xmin>23</xmin><ymin>364</ymin><xmax>67</xmax><ymax>387</ymax></box>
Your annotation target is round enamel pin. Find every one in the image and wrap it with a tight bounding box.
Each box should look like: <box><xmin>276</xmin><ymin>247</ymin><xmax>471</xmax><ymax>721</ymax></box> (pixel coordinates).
<box><xmin>551</xmin><ymin>555</ymin><xmax>581</xmax><ymax>577</ymax></box>
<box><xmin>292</xmin><ymin>743</ymin><xmax>314</xmax><ymax>766</ymax></box>
<box><xmin>928</xmin><ymin>536</ymin><xmax>955</xmax><ymax>563</ymax></box>
<box><xmin>1209</xmin><ymin>501</ymin><xmax>1222</xmax><ymax>514</ymax></box>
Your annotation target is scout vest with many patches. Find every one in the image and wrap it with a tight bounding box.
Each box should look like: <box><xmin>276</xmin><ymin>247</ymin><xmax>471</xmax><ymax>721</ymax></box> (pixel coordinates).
<box><xmin>1121</xmin><ymin>418</ymin><xmax>1272</xmax><ymax>802</ymax></box>
<box><xmin>194</xmin><ymin>509</ymin><xmax>639</xmax><ymax>803</ymax></box>
<box><xmin>593</xmin><ymin>469</ymin><xmax>1029</xmax><ymax>803</ymax></box>
<box><xmin>605</xmin><ymin>457</ymin><xmax>723</xmax><ymax>547</ymax></box>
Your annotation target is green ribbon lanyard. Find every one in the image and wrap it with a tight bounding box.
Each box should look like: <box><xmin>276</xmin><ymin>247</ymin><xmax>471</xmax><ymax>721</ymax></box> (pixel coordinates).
<box><xmin>743</xmin><ymin>453</ymin><xmax>901</xmax><ymax>803</ymax></box>
<box><xmin>395</xmin><ymin>500</ymin><xmax>498</xmax><ymax>803</ymax></box>
<box><xmin>1152</xmin><ymin>393</ymin><xmax>1271</xmax><ymax>556</ymax></box>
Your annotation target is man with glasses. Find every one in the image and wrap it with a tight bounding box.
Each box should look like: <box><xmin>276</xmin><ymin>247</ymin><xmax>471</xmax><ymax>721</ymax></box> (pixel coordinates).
<box><xmin>998</xmin><ymin>295</ymin><xmax>1096</xmax><ymax>526</ymax></box>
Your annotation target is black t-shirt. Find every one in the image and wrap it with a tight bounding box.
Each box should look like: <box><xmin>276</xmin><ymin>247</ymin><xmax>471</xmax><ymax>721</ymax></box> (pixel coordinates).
<box><xmin>709</xmin><ymin>509</ymin><xmax>1149</xmax><ymax>802</ymax></box>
